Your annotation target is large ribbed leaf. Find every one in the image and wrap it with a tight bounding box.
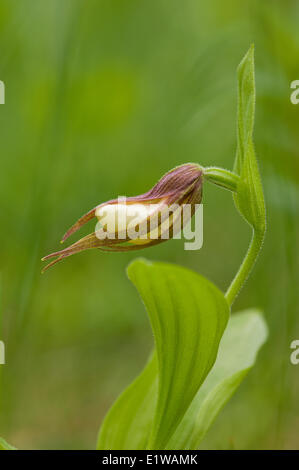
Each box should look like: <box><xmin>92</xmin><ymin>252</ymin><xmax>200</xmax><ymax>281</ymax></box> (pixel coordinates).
<box><xmin>97</xmin><ymin>258</ymin><xmax>229</xmax><ymax>449</ymax></box>
<box><xmin>97</xmin><ymin>304</ymin><xmax>267</xmax><ymax>450</ymax></box>
<box><xmin>167</xmin><ymin>309</ymin><xmax>268</xmax><ymax>449</ymax></box>
<box><xmin>97</xmin><ymin>353</ymin><xmax>157</xmax><ymax>450</ymax></box>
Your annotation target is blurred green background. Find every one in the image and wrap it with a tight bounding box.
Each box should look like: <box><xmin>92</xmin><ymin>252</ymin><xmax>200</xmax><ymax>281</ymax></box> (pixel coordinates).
<box><xmin>0</xmin><ymin>0</ymin><xmax>298</xmax><ymax>449</ymax></box>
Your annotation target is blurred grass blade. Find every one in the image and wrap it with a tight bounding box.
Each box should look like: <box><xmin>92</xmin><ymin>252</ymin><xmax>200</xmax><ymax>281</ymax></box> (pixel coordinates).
<box><xmin>97</xmin><ymin>258</ymin><xmax>229</xmax><ymax>450</ymax></box>
<box><xmin>167</xmin><ymin>309</ymin><xmax>268</xmax><ymax>449</ymax></box>
<box><xmin>0</xmin><ymin>437</ymin><xmax>16</xmax><ymax>450</ymax></box>
<box><xmin>97</xmin><ymin>352</ymin><xmax>158</xmax><ymax>450</ymax></box>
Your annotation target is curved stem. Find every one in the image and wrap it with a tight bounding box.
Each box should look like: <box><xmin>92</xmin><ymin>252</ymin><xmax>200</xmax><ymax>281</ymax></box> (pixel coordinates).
<box><xmin>203</xmin><ymin>167</ymin><xmax>240</xmax><ymax>193</ymax></box>
<box><xmin>225</xmin><ymin>229</ymin><xmax>264</xmax><ymax>306</ymax></box>
<box><xmin>203</xmin><ymin>165</ymin><xmax>265</xmax><ymax>306</ymax></box>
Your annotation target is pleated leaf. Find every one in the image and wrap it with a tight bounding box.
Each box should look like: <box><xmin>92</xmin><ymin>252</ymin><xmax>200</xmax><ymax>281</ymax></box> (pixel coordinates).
<box><xmin>167</xmin><ymin>309</ymin><xmax>268</xmax><ymax>449</ymax></box>
<box><xmin>97</xmin><ymin>308</ymin><xmax>267</xmax><ymax>450</ymax></box>
<box><xmin>97</xmin><ymin>353</ymin><xmax>157</xmax><ymax>450</ymax></box>
<box><xmin>97</xmin><ymin>258</ymin><xmax>229</xmax><ymax>449</ymax></box>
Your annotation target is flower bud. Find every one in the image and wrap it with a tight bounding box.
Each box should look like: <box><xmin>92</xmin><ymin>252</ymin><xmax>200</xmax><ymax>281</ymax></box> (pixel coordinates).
<box><xmin>42</xmin><ymin>163</ymin><xmax>203</xmax><ymax>271</ymax></box>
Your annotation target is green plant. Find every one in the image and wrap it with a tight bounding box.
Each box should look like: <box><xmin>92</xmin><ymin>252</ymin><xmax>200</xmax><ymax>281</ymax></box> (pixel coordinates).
<box><xmin>1</xmin><ymin>46</ymin><xmax>267</xmax><ymax>450</ymax></box>
<box><xmin>96</xmin><ymin>45</ymin><xmax>267</xmax><ymax>450</ymax></box>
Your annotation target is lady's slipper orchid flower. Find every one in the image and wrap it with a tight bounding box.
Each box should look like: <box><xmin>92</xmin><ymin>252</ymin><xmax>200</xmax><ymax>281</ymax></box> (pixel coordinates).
<box><xmin>42</xmin><ymin>163</ymin><xmax>203</xmax><ymax>272</ymax></box>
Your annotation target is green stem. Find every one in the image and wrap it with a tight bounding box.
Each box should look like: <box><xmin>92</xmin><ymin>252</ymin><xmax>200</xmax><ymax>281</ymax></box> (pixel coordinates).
<box><xmin>203</xmin><ymin>167</ymin><xmax>240</xmax><ymax>193</ymax></box>
<box><xmin>203</xmin><ymin>165</ymin><xmax>265</xmax><ymax>306</ymax></box>
<box><xmin>225</xmin><ymin>229</ymin><xmax>264</xmax><ymax>306</ymax></box>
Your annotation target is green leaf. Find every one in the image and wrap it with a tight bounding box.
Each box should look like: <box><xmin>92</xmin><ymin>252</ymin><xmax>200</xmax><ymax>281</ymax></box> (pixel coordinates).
<box><xmin>234</xmin><ymin>44</ymin><xmax>256</xmax><ymax>175</ymax></box>
<box><xmin>0</xmin><ymin>437</ymin><xmax>16</xmax><ymax>450</ymax></box>
<box><xmin>167</xmin><ymin>309</ymin><xmax>268</xmax><ymax>449</ymax></box>
<box><xmin>97</xmin><ymin>352</ymin><xmax>158</xmax><ymax>450</ymax></box>
<box><xmin>97</xmin><ymin>291</ymin><xmax>267</xmax><ymax>450</ymax></box>
<box><xmin>128</xmin><ymin>259</ymin><xmax>229</xmax><ymax>449</ymax></box>
<box><xmin>97</xmin><ymin>258</ymin><xmax>229</xmax><ymax>450</ymax></box>
<box><xmin>233</xmin><ymin>45</ymin><xmax>266</xmax><ymax>236</ymax></box>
